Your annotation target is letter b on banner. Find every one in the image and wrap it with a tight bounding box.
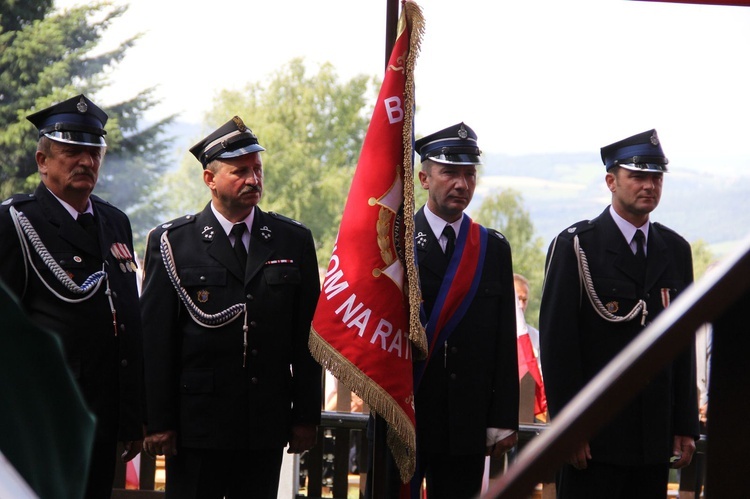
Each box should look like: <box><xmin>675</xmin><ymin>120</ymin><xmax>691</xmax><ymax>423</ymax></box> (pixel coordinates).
<box><xmin>384</xmin><ymin>97</ymin><xmax>403</xmax><ymax>124</ymax></box>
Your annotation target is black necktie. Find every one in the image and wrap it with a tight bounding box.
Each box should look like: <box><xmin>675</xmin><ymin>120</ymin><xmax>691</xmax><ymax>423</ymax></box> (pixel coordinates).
<box><xmin>77</xmin><ymin>213</ymin><xmax>98</xmax><ymax>241</ymax></box>
<box><xmin>442</xmin><ymin>225</ymin><xmax>456</xmax><ymax>259</ymax></box>
<box><xmin>634</xmin><ymin>229</ymin><xmax>646</xmax><ymax>263</ymax></box>
<box><xmin>231</xmin><ymin>223</ymin><xmax>248</xmax><ymax>267</ymax></box>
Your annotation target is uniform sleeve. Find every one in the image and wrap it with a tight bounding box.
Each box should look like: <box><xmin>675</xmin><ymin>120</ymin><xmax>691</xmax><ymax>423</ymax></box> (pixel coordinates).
<box><xmin>140</xmin><ymin>229</ymin><xmax>182</xmax><ymax>434</ymax></box>
<box><xmin>290</xmin><ymin>228</ymin><xmax>322</xmax><ymax>425</ymax></box>
<box><xmin>671</xmin><ymin>240</ymin><xmax>700</xmax><ymax>438</ymax></box>
<box><xmin>0</xmin><ymin>209</ymin><xmax>27</xmax><ymax>299</ymax></box>
<box><xmin>487</xmin><ymin>237</ymin><xmax>520</xmax><ymax>431</ymax></box>
<box><xmin>539</xmin><ymin>235</ymin><xmax>586</xmax><ymax>418</ymax></box>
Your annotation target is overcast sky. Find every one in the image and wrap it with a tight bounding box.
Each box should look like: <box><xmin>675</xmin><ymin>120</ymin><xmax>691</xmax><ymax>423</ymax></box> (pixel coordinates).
<box><xmin>55</xmin><ymin>0</ymin><xmax>750</xmax><ymax>172</ymax></box>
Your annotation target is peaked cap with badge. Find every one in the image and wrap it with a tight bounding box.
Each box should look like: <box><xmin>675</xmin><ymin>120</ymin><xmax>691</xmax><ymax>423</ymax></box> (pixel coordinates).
<box><xmin>26</xmin><ymin>94</ymin><xmax>108</xmax><ymax>147</ymax></box>
<box><xmin>415</xmin><ymin>122</ymin><xmax>482</xmax><ymax>165</ymax></box>
<box><xmin>190</xmin><ymin>116</ymin><xmax>265</xmax><ymax>168</ymax></box>
<box><xmin>600</xmin><ymin>129</ymin><xmax>669</xmax><ymax>173</ymax></box>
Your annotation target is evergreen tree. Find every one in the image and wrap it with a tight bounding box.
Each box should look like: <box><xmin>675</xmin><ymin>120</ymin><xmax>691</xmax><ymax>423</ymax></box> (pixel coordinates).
<box><xmin>0</xmin><ymin>0</ymin><xmax>174</xmax><ymax>250</ymax></box>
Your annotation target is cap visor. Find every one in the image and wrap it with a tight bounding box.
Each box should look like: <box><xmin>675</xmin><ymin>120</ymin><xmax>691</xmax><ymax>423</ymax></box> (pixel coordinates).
<box><xmin>425</xmin><ymin>153</ymin><xmax>482</xmax><ymax>165</ymax></box>
<box><xmin>616</xmin><ymin>163</ymin><xmax>668</xmax><ymax>173</ymax></box>
<box><xmin>217</xmin><ymin>144</ymin><xmax>266</xmax><ymax>159</ymax></box>
<box><xmin>44</xmin><ymin>131</ymin><xmax>106</xmax><ymax>148</ymax></box>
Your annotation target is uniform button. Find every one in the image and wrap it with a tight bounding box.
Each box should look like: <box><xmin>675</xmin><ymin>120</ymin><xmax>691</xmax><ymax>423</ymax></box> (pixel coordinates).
<box><xmin>450</xmin><ymin>346</ymin><xmax>458</xmax><ymax>354</ymax></box>
<box><xmin>251</xmin><ymin>377</ymin><xmax>259</xmax><ymax>384</ymax></box>
<box><xmin>200</xmin><ymin>275</ymin><xmax>207</xmax><ymax>282</ymax></box>
<box><xmin>60</xmin><ymin>259</ymin><xmax>66</xmax><ymax>265</ymax></box>
<box><xmin>120</xmin><ymin>359</ymin><xmax>128</xmax><ymax>367</ymax></box>
<box><xmin>251</xmin><ymin>349</ymin><xmax>258</xmax><ymax>357</ymax></box>
<box><xmin>246</xmin><ymin>294</ymin><xmax>254</xmax><ymax>301</ymax></box>
<box><xmin>119</xmin><ymin>323</ymin><xmax>126</xmax><ymax>333</ymax></box>
<box><xmin>111</xmin><ymin>291</ymin><xmax>118</xmax><ymax>299</ymax></box>
<box><xmin>250</xmin><ymin>321</ymin><xmax>257</xmax><ymax>328</ymax></box>
<box><xmin>450</xmin><ymin>373</ymin><xmax>457</xmax><ymax>380</ymax></box>
<box><xmin>645</xmin><ymin>293</ymin><xmax>650</xmax><ymax>299</ymax></box>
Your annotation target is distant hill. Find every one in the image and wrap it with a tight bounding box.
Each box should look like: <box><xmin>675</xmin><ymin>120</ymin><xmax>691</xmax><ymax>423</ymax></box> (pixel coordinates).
<box><xmin>159</xmin><ymin>122</ymin><xmax>747</xmax><ymax>257</ymax></box>
<box><xmin>473</xmin><ymin>152</ymin><xmax>750</xmax><ymax>257</ymax></box>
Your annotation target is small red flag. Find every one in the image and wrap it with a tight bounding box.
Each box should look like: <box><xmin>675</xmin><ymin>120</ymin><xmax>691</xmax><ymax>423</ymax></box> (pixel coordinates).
<box><xmin>309</xmin><ymin>0</ymin><xmax>425</xmax><ymax>483</ymax></box>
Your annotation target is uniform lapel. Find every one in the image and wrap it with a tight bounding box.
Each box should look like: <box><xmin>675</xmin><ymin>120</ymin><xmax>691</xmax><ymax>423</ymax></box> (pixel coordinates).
<box><xmin>415</xmin><ymin>207</ymin><xmax>447</xmax><ymax>280</ymax></box>
<box><xmin>95</xmin><ymin>203</ymin><xmax>116</xmax><ymax>261</ymax></box>
<box><xmin>200</xmin><ymin>207</ymin><xmax>245</xmax><ymax>282</ymax></box>
<box><xmin>35</xmin><ymin>185</ymin><xmax>100</xmax><ymax>258</ymax></box>
<box><xmin>247</xmin><ymin>208</ymin><xmax>273</xmax><ymax>285</ymax></box>
<box><xmin>644</xmin><ymin>224</ymin><xmax>670</xmax><ymax>292</ymax></box>
<box><xmin>598</xmin><ymin>208</ymin><xmax>646</xmax><ymax>285</ymax></box>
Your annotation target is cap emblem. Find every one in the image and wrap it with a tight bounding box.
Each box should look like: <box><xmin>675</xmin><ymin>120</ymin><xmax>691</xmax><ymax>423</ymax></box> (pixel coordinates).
<box><xmin>650</xmin><ymin>131</ymin><xmax>659</xmax><ymax>146</ymax></box>
<box><xmin>76</xmin><ymin>97</ymin><xmax>88</xmax><ymax>113</ymax></box>
<box><xmin>458</xmin><ymin>124</ymin><xmax>468</xmax><ymax>139</ymax></box>
<box><xmin>232</xmin><ymin>116</ymin><xmax>247</xmax><ymax>132</ymax></box>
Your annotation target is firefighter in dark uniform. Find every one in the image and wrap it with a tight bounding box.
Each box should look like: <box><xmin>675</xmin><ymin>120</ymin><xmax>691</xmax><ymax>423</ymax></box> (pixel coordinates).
<box><xmin>140</xmin><ymin>116</ymin><xmax>321</xmax><ymax>499</ymax></box>
<box><xmin>0</xmin><ymin>94</ymin><xmax>144</xmax><ymax>499</ymax></box>
<box><xmin>540</xmin><ymin>129</ymin><xmax>699</xmax><ymax>499</ymax></box>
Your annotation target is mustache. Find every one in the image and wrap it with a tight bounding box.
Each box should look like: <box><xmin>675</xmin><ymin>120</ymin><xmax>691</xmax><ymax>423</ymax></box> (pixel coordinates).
<box><xmin>241</xmin><ymin>185</ymin><xmax>261</xmax><ymax>194</ymax></box>
<box><xmin>70</xmin><ymin>169</ymin><xmax>95</xmax><ymax>179</ymax></box>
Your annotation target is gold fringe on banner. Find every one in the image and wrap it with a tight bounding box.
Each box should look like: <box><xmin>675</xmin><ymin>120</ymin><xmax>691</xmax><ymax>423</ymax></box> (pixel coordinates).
<box><xmin>308</xmin><ymin>329</ymin><xmax>417</xmax><ymax>481</ymax></box>
<box><xmin>401</xmin><ymin>0</ymin><xmax>427</xmax><ymax>362</ymax></box>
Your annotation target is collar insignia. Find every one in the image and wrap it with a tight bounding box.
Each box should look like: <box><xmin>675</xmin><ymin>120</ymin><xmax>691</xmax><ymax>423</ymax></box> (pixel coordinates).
<box><xmin>416</xmin><ymin>231</ymin><xmax>428</xmax><ymax>249</ymax></box>
<box><xmin>260</xmin><ymin>225</ymin><xmax>272</xmax><ymax>240</ymax></box>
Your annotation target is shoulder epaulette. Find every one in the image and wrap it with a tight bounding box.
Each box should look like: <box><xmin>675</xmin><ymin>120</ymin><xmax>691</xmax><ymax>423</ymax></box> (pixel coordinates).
<box><xmin>268</xmin><ymin>211</ymin><xmax>308</xmax><ymax>229</ymax></box>
<box><xmin>557</xmin><ymin>219</ymin><xmax>595</xmax><ymax>239</ymax></box>
<box><xmin>487</xmin><ymin>228</ymin><xmax>511</xmax><ymax>247</ymax></box>
<box><xmin>90</xmin><ymin>194</ymin><xmax>127</xmax><ymax>216</ymax></box>
<box><xmin>0</xmin><ymin>193</ymin><xmax>36</xmax><ymax>210</ymax></box>
<box><xmin>155</xmin><ymin>213</ymin><xmax>198</xmax><ymax>232</ymax></box>
<box><xmin>652</xmin><ymin>221</ymin><xmax>688</xmax><ymax>243</ymax></box>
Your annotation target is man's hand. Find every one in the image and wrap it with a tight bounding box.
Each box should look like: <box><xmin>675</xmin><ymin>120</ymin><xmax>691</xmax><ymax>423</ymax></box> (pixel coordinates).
<box><xmin>121</xmin><ymin>440</ymin><xmax>143</xmax><ymax>462</ymax></box>
<box><xmin>486</xmin><ymin>432</ymin><xmax>518</xmax><ymax>458</ymax></box>
<box><xmin>143</xmin><ymin>430</ymin><xmax>178</xmax><ymax>457</ymax></box>
<box><xmin>287</xmin><ymin>424</ymin><xmax>318</xmax><ymax>454</ymax></box>
<box><xmin>670</xmin><ymin>435</ymin><xmax>696</xmax><ymax>469</ymax></box>
<box><xmin>566</xmin><ymin>442</ymin><xmax>591</xmax><ymax>470</ymax></box>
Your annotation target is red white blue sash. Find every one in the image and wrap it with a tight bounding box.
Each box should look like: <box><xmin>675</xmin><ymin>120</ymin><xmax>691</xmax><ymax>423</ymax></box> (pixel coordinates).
<box><xmin>414</xmin><ymin>216</ymin><xmax>488</xmax><ymax>390</ymax></box>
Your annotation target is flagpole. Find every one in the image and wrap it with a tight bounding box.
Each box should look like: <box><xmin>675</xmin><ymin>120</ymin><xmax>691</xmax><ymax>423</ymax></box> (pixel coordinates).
<box><xmin>385</xmin><ymin>0</ymin><xmax>399</xmax><ymax>68</ymax></box>
<box><xmin>372</xmin><ymin>4</ymin><xmax>401</xmax><ymax>496</ymax></box>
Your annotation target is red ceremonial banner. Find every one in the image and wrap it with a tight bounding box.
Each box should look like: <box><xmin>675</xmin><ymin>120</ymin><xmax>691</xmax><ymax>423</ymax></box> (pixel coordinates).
<box><xmin>309</xmin><ymin>0</ymin><xmax>425</xmax><ymax>483</ymax></box>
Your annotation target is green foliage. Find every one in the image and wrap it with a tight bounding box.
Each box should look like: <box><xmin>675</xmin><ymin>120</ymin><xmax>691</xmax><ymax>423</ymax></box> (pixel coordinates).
<box><xmin>474</xmin><ymin>188</ymin><xmax>546</xmax><ymax>327</ymax></box>
<box><xmin>161</xmin><ymin>58</ymin><xmax>376</xmax><ymax>267</ymax></box>
<box><xmin>0</xmin><ymin>0</ymin><xmax>175</xmax><ymax>255</ymax></box>
<box><xmin>691</xmin><ymin>239</ymin><xmax>715</xmax><ymax>281</ymax></box>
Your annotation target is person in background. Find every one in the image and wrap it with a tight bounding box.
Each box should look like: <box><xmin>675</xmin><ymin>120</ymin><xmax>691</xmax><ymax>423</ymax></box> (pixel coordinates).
<box><xmin>140</xmin><ymin>116</ymin><xmax>321</xmax><ymax>499</ymax></box>
<box><xmin>513</xmin><ymin>273</ymin><xmax>547</xmax><ymax>422</ymax></box>
<box><xmin>540</xmin><ymin>129</ymin><xmax>699</xmax><ymax>499</ymax></box>
<box><xmin>0</xmin><ymin>94</ymin><xmax>143</xmax><ymax>499</ymax></box>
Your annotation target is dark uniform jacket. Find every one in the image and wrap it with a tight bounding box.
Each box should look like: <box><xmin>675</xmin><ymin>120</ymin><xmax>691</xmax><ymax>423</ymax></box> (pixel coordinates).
<box><xmin>140</xmin><ymin>203</ymin><xmax>321</xmax><ymax>450</ymax></box>
<box><xmin>414</xmin><ymin>207</ymin><xmax>519</xmax><ymax>455</ymax></box>
<box><xmin>0</xmin><ymin>183</ymin><xmax>143</xmax><ymax>442</ymax></box>
<box><xmin>540</xmin><ymin>206</ymin><xmax>699</xmax><ymax>466</ymax></box>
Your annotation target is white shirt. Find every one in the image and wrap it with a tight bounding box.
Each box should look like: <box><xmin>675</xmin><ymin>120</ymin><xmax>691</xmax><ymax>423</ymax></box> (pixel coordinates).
<box><xmin>47</xmin><ymin>188</ymin><xmax>93</xmax><ymax>218</ymax></box>
<box><xmin>210</xmin><ymin>203</ymin><xmax>253</xmax><ymax>251</ymax></box>
<box><xmin>609</xmin><ymin>205</ymin><xmax>649</xmax><ymax>256</ymax></box>
<box><xmin>423</xmin><ymin>205</ymin><xmax>462</xmax><ymax>253</ymax></box>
